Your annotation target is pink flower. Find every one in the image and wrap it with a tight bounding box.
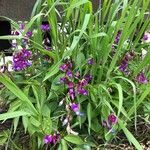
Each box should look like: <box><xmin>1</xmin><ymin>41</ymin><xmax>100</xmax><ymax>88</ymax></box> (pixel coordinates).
<box><xmin>44</xmin><ymin>133</ymin><xmax>60</xmax><ymax>145</ymax></box>
<box><xmin>108</xmin><ymin>114</ymin><xmax>118</xmax><ymax>124</ymax></box>
<box><xmin>44</xmin><ymin>135</ymin><xmax>53</xmax><ymax>144</ymax></box>
<box><xmin>135</xmin><ymin>72</ymin><xmax>148</xmax><ymax>84</ymax></box>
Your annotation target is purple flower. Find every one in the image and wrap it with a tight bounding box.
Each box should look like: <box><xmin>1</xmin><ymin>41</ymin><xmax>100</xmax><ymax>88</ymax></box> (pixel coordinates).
<box><xmin>135</xmin><ymin>72</ymin><xmax>148</xmax><ymax>84</ymax></box>
<box><xmin>66</xmin><ymin>70</ymin><xmax>73</xmax><ymax>78</ymax></box>
<box><xmin>68</xmin><ymin>88</ymin><xmax>75</xmax><ymax>100</ymax></box>
<box><xmin>70</xmin><ymin>103</ymin><xmax>79</xmax><ymax>112</ymax></box>
<box><xmin>119</xmin><ymin>51</ymin><xmax>134</xmax><ymax>73</ymax></box>
<box><xmin>88</xmin><ymin>58</ymin><xmax>94</xmax><ymax>65</ymax></box>
<box><xmin>84</xmin><ymin>74</ymin><xmax>92</xmax><ymax>83</ymax></box>
<box><xmin>41</xmin><ymin>24</ymin><xmax>50</xmax><ymax>32</ymax></box>
<box><xmin>67</xmin><ymin>81</ymin><xmax>75</xmax><ymax>99</ymax></box>
<box><xmin>19</xmin><ymin>23</ymin><xmax>25</xmax><ymax>30</ymax></box>
<box><xmin>22</xmin><ymin>49</ymin><xmax>32</xmax><ymax>58</ymax></box>
<box><xmin>67</xmin><ymin>61</ymin><xmax>73</xmax><ymax>69</ymax></box>
<box><xmin>60</xmin><ymin>77</ymin><xmax>68</xmax><ymax>83</ymax></box>
<box><xmin>52</xmin><ymin>133</ymin><xmax>60</xmax><ymax>144</ymax></box>
<box><xmin>119</xmin><ymin>60</ymin><xmax>128</xmax><ymax>72</ymax></box>
<box><xmin>77</xmin><ymin>87</ymin><xmax>88</xmax><ymax>95</ymax></box>
<box><xmin>59</xmin><ymin>63</ymin><xmax>68</xmax><ymax>72</ymax></box>
<box><xmin>67</xmin><ymin>81</ymin><xmax>74</xmax><ymax>88</ymax></box>
<box><xmin>44</xmin><ymin>135</ymin><xmax>53</xmax><ymax>144</ymax></box>
<box><xmin>13</xmin><ymin>49</ymin><xmax>32</xmax><ymax>71</ymax></box>
<box><xmin>143</xmin><ymin>34</ymin><xmax>149</xmax><ymax>41</ymax></box>
<box><xmin>108</xmin><ymin>114</ymin><xmax>118</xmax><ymax>124</ymax></box>
<box><xmin>77</xmin><ymin>78</ymin><xmax>89</xmax><ymax>96</ymax></box>
<box><xmin>78</xmin><ymin>79</ymin><xmax>88</xmax><ymax>87</ymax></box>
<box><xmin>70</xmin><ymin>103</ymin><xmax>84</xmax><ymax>116</ymax></box>
<box><xmin>143</xmin><ymin>33</ymin><xmax>150</xmax><ymax>42</ymax></box>
<box><xmin>13</xmin><ymin>31</ymin><xmax>20</xmax><ymax>35</ymax></box>
<box><xmin>114</xmin><ymin>31</ymin><xmax>121</xmax><ymax>44</ymax></box>
<box><xmin>44</xmin><ymin>133</ymin><xmax>60</xmax><ymax>145</ymax></box>
<box><xmin>26</xmin><ymin>31</ymin><xmax>32</xmax><ymax>37</ymax></box>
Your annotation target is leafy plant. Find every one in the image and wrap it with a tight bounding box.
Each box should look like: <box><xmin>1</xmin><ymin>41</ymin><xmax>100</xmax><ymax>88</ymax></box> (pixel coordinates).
<box><xmin>0</xmin><ymin>0</ymin><xmax>150</xmax><ymax>149</ymax></box>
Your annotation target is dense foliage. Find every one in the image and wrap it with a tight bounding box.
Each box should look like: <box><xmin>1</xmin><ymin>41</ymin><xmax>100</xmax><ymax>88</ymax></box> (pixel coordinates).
<box><xmin>0</xmin><ymin>0</ymin><xmax>150</xmax><ymax>149</ymax></box>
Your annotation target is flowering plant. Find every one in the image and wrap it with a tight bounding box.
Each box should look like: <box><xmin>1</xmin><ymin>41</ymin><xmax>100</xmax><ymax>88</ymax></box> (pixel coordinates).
<box><xmin>0</xmin><ymin>0</ymin><xmax>150</xmax><ymax>149</ymax></box>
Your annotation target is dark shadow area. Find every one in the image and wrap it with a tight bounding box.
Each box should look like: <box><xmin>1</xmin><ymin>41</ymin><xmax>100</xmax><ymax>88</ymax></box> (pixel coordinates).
<box><xmin>0</xmin><ymin>20</ymin><xmax>12</xmax><ymax>55</ymax></box>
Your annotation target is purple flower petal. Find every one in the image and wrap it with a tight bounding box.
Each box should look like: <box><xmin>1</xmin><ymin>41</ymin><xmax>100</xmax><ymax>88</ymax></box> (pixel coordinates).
<box><xmin>135</xmin><ymin>72</ymin><xmax>148</xmax><ymax>84</ymax></box>
<box><xmin>77</xmin><ymin>88</ymin><xmax>88</xmax><ymax>95</ymax></box>
<box><xmin>70</xmin><ymin>103</ymin><xmax>79</xmax><ymax>112</ymax></box>
<box><xmin>26</xmin><ymin>31</ymin><xmax>32</xmax><ymax>37</ymax></box>
<box><xmin>108</xmin><ymin>114</ymin><xmax>118</xmax><ymax>124</ymax></box>
<box><xmin>44</xmin><ymin>135</ymin><xmax>53</xmax><ymax>144</ymax></box>
<box><xmin>119</xmin><ymin>60</ymin><xmax>128</xmax><ymax>72</ymax></box>
<box><xmin>66</xmin><ymin>70</ymin><xmax>73</xmax><ymax>78</ymax></box>
<box><xmin>12</xmin><ymin>49</ymin><xmax>32</xmax><ymax>71</ymax></box>
<box><xmin>41</xmin><ymin>24</ymin><xmax>50</xmax><ymax>32</ymax></box>
<box><xmin>59</xmin><ymin>63</ymin><xmax>68</xmax><ymax>72</ymax></box>
<box><xmin>88</xmin><ymin>58</ymin><xmax>94</xmax><ymax>65</ymax></box>
<box><xmin>84</xmin><ymin>74</ymin><xmax>92</xmax><ymax>83</ymax></box>
<box><xmin>68</xmin><ymin>88</ymin><xmax>75</xmax><ymax>100</ymax></box>
<box><xmin>19</xmin><ymin>23</ymin><xmax>25</xmax><ymax>30</ymax></box>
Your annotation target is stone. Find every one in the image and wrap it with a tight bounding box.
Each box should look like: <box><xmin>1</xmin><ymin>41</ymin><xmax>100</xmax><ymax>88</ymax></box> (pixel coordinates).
<box><xmin>0</xmin><ymin>0</ymin><xmax>36</xmax><ymax>21</ymax></box>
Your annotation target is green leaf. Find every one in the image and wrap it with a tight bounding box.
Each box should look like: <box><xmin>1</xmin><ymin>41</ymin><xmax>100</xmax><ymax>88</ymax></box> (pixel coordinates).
<box><xmin>0</xmin><ymin>111</ymin><xmax>30</xmax><ymax>121</ymax></box>
<box><xmin>13</xmin><ymin>117</ymin><xmax>20</xmax><ymax>133</ymax></box>
<box><xmin>87</xmin><ymin>103</ymin><xmax>92</xmax><ymax>134</ymax></box>
<box><xmin>0</xmin><ymin>74</ymin><xmax>38</xmax><ymax>115</ymax></box>
<box><xmin>0</xmin><ymin>130</ymin><xmax>9</xmax><ymax>146</ymax></box>
<box><xmin>119</xmin><ymin>120</ymin><xmax>143</xmax><ymax>150</ymax></box>
<box><xmin>61</xmin><ymin>139</ymin><xmax>68</xmax><ymax>150</ymax></box>
<box><xmin>23</xmin><ymin>13</ymin><xmax>44</xmax><ymax>35</ymax></box>
<box><xmin>43</xmin><ymin>60</ymin><xmax>62</xmax><ymax>81</ymax></box>
<box><xmin>128</xmin><ymin>83</ymin><xmax>150</xmax><ymax>117</ymax></box>
<box><xmin>30</xmin><ymin>117</ymin><xmax>41</xmax><ymax>127</ymax></box>
<box><xmin>0</xmin><ymin>35</ymin><xmax>22</xmax><ymax>40</ymax></box>
<box><xmin>63</xmin><ymin>14</ymin><xmax>91</xmax><ymax>58</ymax></box>
<box><xmin>110</xmin><ymin>82</ymin><xmax>123</xmax><ymax>116</ymax></box>
<box><xmin>22</xmin><ymin>116</ymin><xmax>29</xmax><ymax>133</ymax></box>
<box><xmin>64</xmin><ymin>135</ymin><xmax>84</xmax><ymax>145</ymax></box>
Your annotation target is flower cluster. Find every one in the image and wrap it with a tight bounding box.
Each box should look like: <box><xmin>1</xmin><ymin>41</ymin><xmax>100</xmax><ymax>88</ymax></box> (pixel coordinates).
<box><xmin>59</xmin><ymin>61</ymin><xmax>92</xmax><ymax>100</ymax></box>
<box><xmin>119</xmin><ymin>51</ymin><xmax>148</xmax><ymax>84</ymax></box>
<box><xmin>13</xmin><ymin>48</ymin><xmax>32</xmax><ymax>71</ymax></box>
<box><xmin>102</xmin><ymin>114</ymin><xmax>118</xmax><ymax>131</ymax></box>
<box><xmin>12</xmin><ymin>22</ymin><xmax>33</xmax><ymax>49</ymax></box>
<box><xmin>44</xmin><ymin>133</ymin><xmax>60</xmax><ymax>145</ymax></box>
<box><xmin>59</xmin><ymin>60</ymin><xmax>92</xmax><ymax>116</ymax></box>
